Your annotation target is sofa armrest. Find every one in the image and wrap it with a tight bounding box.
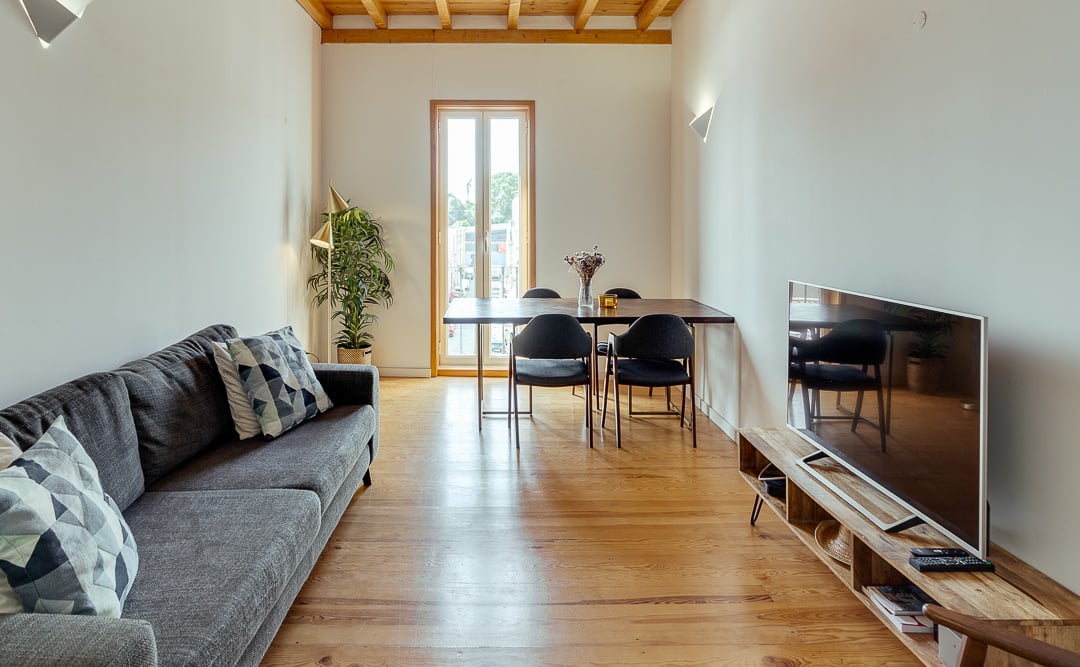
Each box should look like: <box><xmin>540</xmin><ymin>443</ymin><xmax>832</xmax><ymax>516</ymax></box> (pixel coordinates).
<box><xmin>313</xmin><ymin>363</ymin><xmax>380</xmax><ymax>462</ymax></box>
<box><xmin>313</xmin><ymin>363</ymin><xmax>379</xmax><ymax>407</ymax></box>
<box><xmin>0</xmin><ymin>614</ymin><xmax>157</xmax><ymax>667</ymax></box>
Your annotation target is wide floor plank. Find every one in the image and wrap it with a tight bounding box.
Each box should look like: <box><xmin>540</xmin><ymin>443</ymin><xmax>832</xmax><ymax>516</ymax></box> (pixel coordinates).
<box><xmin>261</xmin><ymin>377</ymin><xmax>918</xmax><ymax>666</ymax></box>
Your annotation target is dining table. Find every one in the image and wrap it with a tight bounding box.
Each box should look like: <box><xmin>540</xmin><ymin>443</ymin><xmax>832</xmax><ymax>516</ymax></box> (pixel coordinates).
<box><xmin>442</xmin><ymin>297</ymin><xmax>735</xmax><ymax>430</ymax></box>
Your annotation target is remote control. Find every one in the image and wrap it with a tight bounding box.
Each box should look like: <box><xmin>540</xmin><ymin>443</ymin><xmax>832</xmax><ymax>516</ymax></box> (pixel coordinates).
<box><xmin>910</xmin><ymin>547</ymin><xmax>970</xmax><ymax>558</ymax></box>
<box><xmin>909</xmin><ymin>556</ymin><xmax>995</xmax><ymax>572</ymax></box>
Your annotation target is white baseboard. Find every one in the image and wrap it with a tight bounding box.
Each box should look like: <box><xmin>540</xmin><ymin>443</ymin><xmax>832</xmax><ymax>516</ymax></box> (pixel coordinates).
<box><xmin>376</xmin><ymin>367</ymin><xmax>432</xmax><ymax>378</ymax></box>
<box><xmin>695</xmin><ymin>393</ymin><xmax>737</xmax><ymax>441</ymax></box>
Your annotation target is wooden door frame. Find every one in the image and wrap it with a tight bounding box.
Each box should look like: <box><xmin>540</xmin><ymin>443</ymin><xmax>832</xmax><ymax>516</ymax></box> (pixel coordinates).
<box><xmin>430</xmin><ymin>100</ymin><xmax>536</xmax><ymax>377</ymax></box>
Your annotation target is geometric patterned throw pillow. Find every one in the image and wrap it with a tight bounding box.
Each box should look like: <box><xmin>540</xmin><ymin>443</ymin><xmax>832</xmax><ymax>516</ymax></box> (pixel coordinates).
<box><xmin>226</xmin><ymin>325</ymin><xmax>333</xmax><ymax>439</ymax></box>
<box><xmin>211</xmin><ymin>341</ymin><xmax>263</xmax><ymax>440</ymax></box>
<box><xmin>0</xmin><ymin>416</ymin><xmax>139</xmax><ymax>616</ymax></box>
<box><xmin>0</xmin><ymin>432</ymin><xmax>19</xmax><ymax>469</ymax></box>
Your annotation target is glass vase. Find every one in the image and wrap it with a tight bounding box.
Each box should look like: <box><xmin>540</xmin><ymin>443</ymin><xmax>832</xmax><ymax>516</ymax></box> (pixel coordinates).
<box><xmin>578</xmin><ymin>276</ymin><xmax>594</xmax><ymax>308</ymax></box>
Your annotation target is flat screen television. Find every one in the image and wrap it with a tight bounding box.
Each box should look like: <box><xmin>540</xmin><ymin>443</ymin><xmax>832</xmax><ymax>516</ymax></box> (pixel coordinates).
<box><xmin>787</xmin><ymin>281</ymin><xmax>989</xmax><ymax>557</ymax></box>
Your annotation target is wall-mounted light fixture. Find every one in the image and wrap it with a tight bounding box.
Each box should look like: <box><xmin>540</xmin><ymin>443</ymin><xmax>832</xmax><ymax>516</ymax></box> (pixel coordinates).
<box><xmin>689</xmin><ymin>106</ymin><xmax>714</xmax><ymax>142</ymax></box>
<box><xmin>20</xmin><ymin>0</ymin><xmax>94</xmax><ymax>48</ymax></box>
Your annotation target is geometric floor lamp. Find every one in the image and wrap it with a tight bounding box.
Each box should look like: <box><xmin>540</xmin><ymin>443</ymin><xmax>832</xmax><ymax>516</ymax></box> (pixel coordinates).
<box><xmin>309</xmin><ymin>181</ymin><xmax>349</xmax><ymax>363</ymax></box>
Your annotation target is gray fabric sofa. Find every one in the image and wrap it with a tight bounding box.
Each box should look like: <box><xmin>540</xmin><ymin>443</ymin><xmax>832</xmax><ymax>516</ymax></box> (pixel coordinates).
<box><xmin>0</xmin><ymin>324</ymin><xmax>379</xmax><ymax>666</ymax></box>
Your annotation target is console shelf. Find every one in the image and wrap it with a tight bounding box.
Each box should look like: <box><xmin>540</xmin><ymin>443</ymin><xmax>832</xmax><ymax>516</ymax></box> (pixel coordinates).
<box><xmin>739</xmin><ymin>427</ymin><xmax>1080</xmax><ymax>666</ymax></box>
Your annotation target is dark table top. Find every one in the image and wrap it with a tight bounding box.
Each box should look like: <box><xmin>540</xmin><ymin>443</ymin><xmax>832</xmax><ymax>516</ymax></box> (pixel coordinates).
<box><xmin>788</xmin><ymin>302</ymin><xmax>931</xmax><ymax>331</ymax></box>
<box><xmin>443</xmin><ymin>298</ymin><xmax>735</xmax><ymax>325</ymax></box>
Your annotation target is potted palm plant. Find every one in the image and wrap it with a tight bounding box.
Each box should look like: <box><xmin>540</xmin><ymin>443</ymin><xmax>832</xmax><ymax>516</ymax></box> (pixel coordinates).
<box><xmin>906</xmin><ymin>311</ymin><xmax>955</xmax><ymax>394</ymax></box>
<box><xmin>307</xmin><ymin>205</ymin><xmax>394</xmax><ymax>364</ymax></box>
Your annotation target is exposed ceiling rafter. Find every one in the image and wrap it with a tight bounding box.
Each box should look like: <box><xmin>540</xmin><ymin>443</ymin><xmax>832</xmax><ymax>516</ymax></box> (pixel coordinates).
<box><xmin>636</xmin><ymin>0</ymin><xmax>671</xmax><ymax>31</ymax></box>
<box><xmin>360</xmin><ymin>0</ymin><xmax>387</xmax><ymax>29</ymax></box>
<box><xmin>434</xmin><ymin>0</ymin><xmax>451</xmax><ymax>29</ymax></box>
<box><xmin>507</xmin><ymin>0</ymin><xmax>520</xmax><ymax>30</ymax></box>
<box><xmin>574</xmin><ymin>0</ymin><xmax>600</xmax><ymax>31</ymax></box>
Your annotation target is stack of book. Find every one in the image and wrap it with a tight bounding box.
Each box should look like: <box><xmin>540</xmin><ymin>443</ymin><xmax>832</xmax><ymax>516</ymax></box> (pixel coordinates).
<box><xmin>862</xmin><ymin>584</ymin><xmax>937</xmax><ymax>634</ymax></box>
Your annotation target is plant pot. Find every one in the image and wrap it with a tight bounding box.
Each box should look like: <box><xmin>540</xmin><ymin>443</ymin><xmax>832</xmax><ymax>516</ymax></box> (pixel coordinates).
<box><xmin>337</xmin><ymin>347</ymin><xmax>373</xmax><ymax>365</ymax></box>
<box><xmin>907</xmin><ymin>356</ymin><xmax>945</xmax><ymax>394</ymax></box>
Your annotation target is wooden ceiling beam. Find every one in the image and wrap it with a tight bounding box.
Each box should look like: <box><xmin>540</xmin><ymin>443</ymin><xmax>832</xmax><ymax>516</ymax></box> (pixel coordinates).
<box><xmin>574</xmin><ymin>0</ymin><xmax>600</xmax><ymax>31</ymax></box>
<box><xmin>323</xmin><ymin>28</ymin><xmax>671</xmax><ymax>45</ymax></box>
<box><xmin>507</xmin><ymin>0</ymin><xmax>521</xmax><ymax>30</ymax></box>
<box><xmin>637</xmin><ymin>0</ymin><xmax>671</xmax><ymax>31</ymax></box>
<box><xmin>295</xmin><ymin>0</ymin><xmax>333</xmax><ymax>29</ymax></box>
<box><xmin>359</xmin><ymin>0</ymin><xmax>388</xmax><ymax>29</ymax></box>
<box><xmin>434</xmin><ymin>0</ymin><xmax>452</xmax><ymax>29</ymax></box>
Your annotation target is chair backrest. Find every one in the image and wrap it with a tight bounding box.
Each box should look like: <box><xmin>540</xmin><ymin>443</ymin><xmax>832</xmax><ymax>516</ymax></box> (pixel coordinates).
<box><xmin>801</xmin><ymin>318</ymin><xmax>886</xmax><ymax>366</ymax></box>
<box><xmin>923</xmin><ymin>604</ymin><xmax>1080</xmax><ymax>667</ymax></box>
<box><xmin>603</xmin><ymin>287</ymin><xmax>642</xmax><ymax>299</ymax></box>
<box><xmin>512</xmin><ymin>314</ymin><xmax>591</xmax><ymax>359</ymax></box>
<box><xmin>522</xmin><ymin>287</ymin><xmax>561</xmax><ymax>298</ymax></box>
<box><xmin>612</xmin><ymin>314</ymin><xmax>694</xmax><ymax>360</ymax></box>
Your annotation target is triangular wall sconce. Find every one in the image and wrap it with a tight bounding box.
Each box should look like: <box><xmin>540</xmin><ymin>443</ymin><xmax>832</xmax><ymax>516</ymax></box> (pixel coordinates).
<box><xmin>20</xmin><ymin>0</ymin><xmax>94</xmax><ymax>48</ymax></box>
<box><xmin>689</xmin><ymin>106</ymin><xmax>714</xmax><ymax>142</ymax></box>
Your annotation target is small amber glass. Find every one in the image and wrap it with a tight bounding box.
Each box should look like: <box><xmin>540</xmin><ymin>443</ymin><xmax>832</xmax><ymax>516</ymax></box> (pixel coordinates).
<box><xmin>600</xmin><ymin>293</ymin><xmax>618</xmax><ymax>308</ymax></box>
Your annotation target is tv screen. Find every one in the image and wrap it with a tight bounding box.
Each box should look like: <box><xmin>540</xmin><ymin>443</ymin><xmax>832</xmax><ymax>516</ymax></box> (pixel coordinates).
<box><xmin>787</xmin><ymin>281</ymin><xmax>988</xmax><ymax>557</ymax></box>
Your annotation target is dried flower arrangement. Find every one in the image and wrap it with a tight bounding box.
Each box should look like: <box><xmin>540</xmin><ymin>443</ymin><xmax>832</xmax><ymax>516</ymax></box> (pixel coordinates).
<box><xmin>564</xmin><ymin>245</ymin><xmax>606</xmax><ymax>281</ymax></box>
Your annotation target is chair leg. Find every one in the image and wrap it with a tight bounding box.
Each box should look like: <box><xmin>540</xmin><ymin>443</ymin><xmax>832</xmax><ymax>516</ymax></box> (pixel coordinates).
<box><xmin>852</xmin><ymin>390</ymin><xmax>865</xmax><ymax>433</ymax></box>
<box><xmin>586</xmin><ymin>371</ymin><xmax>593</xmax><ymax>449</ymax></box>
<box><xmin>801</xmin><ymin>384</ymin><xmax>812</xmax><ymax>431</ymax></box>
<box><xmin>690</xmin><ymin>367</ymin><xmax>697</xmax><ymax>448</ymax></box>
<box><xmin>507</xmin><ymin>366</ymin><xmax>513</xmax><ymax>430</ymax></box>
<box><xmin>513</xmin><ymin>380</ymin><xmax>520</xmax><ymax>448</ymax></box>
<box><xmin>680</xmin><ymin>384</ymin><xmax>687</xmax><ymax>428</ymax></box>
<box><xmin>613</xmin><ymin>365</ymin><xmax>623</xmax><ymax>448</ymax></box>
<box><xmin>601</xmin><ymin>359</ymin><xmax>612</xmax><ymax>428</ymax></box>
<box><xmin>876</xmin><ymin>386</ymin><xmax>887</xmax><ymax>452</ymax></box>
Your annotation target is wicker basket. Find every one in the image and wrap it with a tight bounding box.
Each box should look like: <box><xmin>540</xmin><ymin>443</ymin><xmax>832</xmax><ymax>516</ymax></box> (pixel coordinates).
<box><xmin>814</xmin><ymin>519</ymin><xmax>852</xmax><ymax>566</ymax></box>
<box><xmin>336</xmin><ymin>347</ymin><xmax>373</xmax><ymax>365</ymax></box>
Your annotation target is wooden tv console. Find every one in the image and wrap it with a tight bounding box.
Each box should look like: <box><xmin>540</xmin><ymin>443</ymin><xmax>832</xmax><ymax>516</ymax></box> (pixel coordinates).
<box><xmin>738</xmin><ymin>428</ymin><xmax>1080</xmax><ymax>666</ymax></box>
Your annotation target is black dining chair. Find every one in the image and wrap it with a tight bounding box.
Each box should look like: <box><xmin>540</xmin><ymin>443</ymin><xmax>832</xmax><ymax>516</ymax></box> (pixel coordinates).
<box><xmin>521</xmin><ymin>287</ymin><xmax>561</xmax><ymax>298</ymax></box>
<box><xmin>593</xmin><ymin>288</ymin><xmax>642</xmax><ymax>398</ymax></box>
<box><xmin>518</xmin><ymin>287</ymin><xmax>563</xmax><ymax>402</ymax></box>
<box><xmin>601</xmin><ymin>314</ymin><xmax>696</xmax><ymax>448</ymax></box>
<box><xmin>508</xmin><ymin>314</ymin><xmax>594</xmax><ymax>448</ymax></box>
<box><xmin>791</xmin><ymin>318</ymin><xmax>887</xmax><ymax>452</ymax></box>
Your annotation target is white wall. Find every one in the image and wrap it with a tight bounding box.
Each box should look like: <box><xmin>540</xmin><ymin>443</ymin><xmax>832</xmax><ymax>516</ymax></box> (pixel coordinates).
<box><xmin>0</xmin><ymin>0</ymin><xmax>321</xmax><ymax>407</ymax></box>
<box><xmin>321</xmin><ymin>44</ymin><xmax>671</xmax><ymax>374</ymax></box>
<box><xmin>672</xmin><ymin>0</ymin><xmax>1080</xmax><ymax>593</ymax></box>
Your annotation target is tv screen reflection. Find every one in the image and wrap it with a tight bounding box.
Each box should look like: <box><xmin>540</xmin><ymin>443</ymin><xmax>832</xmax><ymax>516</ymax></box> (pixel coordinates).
<box><xmin>787</xmin><ymin>283</ymin><xmax>986</xmax><ymax>552</ymax></box>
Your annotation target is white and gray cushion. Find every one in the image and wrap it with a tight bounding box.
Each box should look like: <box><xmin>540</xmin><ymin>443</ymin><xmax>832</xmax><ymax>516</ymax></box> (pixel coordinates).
<box><xmin>0</xmin><ymin>433</ymin><xmax>18</xmax><ymax>469</ymax></box>
<box><xmin>0</xmin><ymin>416</ymin><xmax>138</xmax><ymax>617</ymax></box>
<box><xmin>226</xmin><ymin>326</ymin><xmax>332</xmax><ymax>438</ymax></box>
<box><xmin>211</xmin><ymin>342</ymin><xmax>262</xmax><ymax>440</ymax></box>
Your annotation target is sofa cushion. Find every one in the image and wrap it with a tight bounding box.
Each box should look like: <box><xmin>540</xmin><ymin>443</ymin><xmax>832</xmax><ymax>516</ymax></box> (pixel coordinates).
<box><xmin>0</xmin><ymin>416</ymin><xmax>139</xmax><ymax>616</ymax></box>
<box><xmin>210</xmin><ymin>342</ymin><xmax>262</xmax><ymax>440</ymax></box>
<box><xmin>0</xmin><ymin>372</ymin><xmax>144</xmax><ymax>512</ymax></box>
<box><xmin>225</xmin><ymin>326</ymin><xmax>332</xmax><ymax>439</ymax></box>
<box><xmin>119</xmin><ymin>325</ymin><xmax>238</xmax><ymax>485</ymax></box>
<box><xmin>149</xmin><ymin>404</ymin><xmax>375</xmax><ymax>513</ymax></box>
<box><xmin>121</xmin><ymin>489</ymin><xmax>319</xmax><ymax>667</ymax></box>
<box><xmin>0</xmin><ymin>433</ymin><xmax>18</xmax><ymax>468</ymax></box>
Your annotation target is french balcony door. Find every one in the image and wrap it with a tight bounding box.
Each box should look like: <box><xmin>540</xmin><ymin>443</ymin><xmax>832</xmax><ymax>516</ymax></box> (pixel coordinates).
<box><xmin>433</xmin><ymin>101</ymin><xmax>534</xmax><ymax>373</ymax></box>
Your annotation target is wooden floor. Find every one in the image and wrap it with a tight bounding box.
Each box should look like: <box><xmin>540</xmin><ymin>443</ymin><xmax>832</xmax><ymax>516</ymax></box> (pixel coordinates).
<box><xmin>261</xmin><ymin>378</ymin><xmax>919</xmax><ymax>666</ymax></box>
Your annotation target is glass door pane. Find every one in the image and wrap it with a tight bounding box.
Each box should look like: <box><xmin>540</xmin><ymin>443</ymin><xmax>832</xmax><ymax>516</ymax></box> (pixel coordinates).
<box><xmin>444</xmin><ymin>116</ymin><xmax>479</xmax><ymax>361</ymax></box>
<box><xmin>487</xmin><ymin>116</ymin><xmax>524</xmax><ymax>361</ymax></box>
